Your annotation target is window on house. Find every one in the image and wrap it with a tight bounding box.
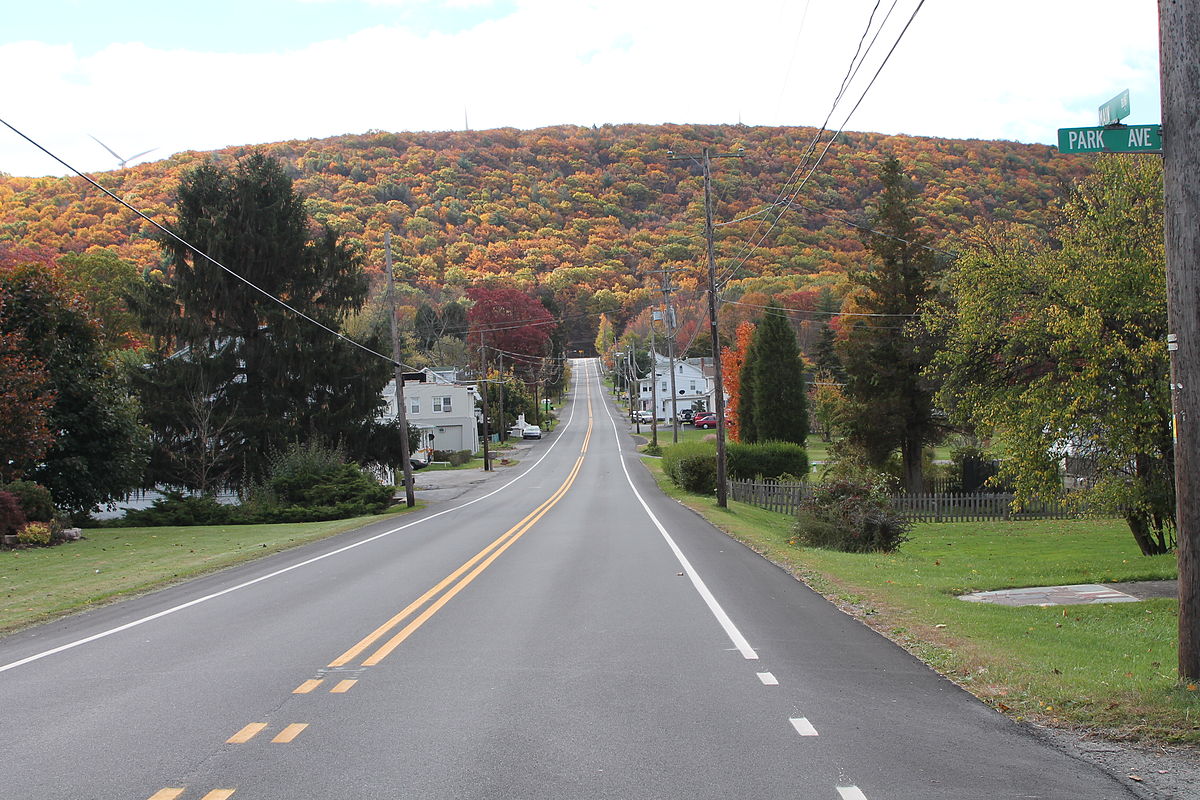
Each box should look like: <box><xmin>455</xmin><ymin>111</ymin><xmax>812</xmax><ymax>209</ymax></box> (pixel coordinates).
<box><xmin>409</xmin><ymin>398</ymin><xmax>420</xmax><ymax>414</ymax></box>
<box><xmin>661</xmin><ymin>381</ymin><xmax>668</xmax><ymax>393</ymax></box>
<box><xmin>433</xmin><ymin>396</ymin><xmax>452</xmax><ymax>413</ymax></box>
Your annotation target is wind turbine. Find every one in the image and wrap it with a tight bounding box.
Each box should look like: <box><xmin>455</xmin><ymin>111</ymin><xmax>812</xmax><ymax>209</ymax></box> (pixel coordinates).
<box><xmin>89</xmin><ymin>135</ymin><xmax>157</xmax><ymax>169</ymax></box>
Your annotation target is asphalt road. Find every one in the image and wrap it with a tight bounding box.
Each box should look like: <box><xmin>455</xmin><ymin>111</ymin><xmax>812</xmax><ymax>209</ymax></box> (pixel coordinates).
<box><xmin>0</xmin><ymin>359</ymin><xmax>1140</xmax><ymax>799</ymax></box>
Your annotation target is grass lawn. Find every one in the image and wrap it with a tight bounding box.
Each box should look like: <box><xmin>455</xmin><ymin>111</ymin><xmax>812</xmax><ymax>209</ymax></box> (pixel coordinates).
<box><xmin>640</xmin><ymin>457</ymin><xmax>1199</xmax><ymax>744</ymax></box>
<box><xmin>0</xmin><ymin>507</ymin><xmax>418</xmax><ymax>635</ymax></box>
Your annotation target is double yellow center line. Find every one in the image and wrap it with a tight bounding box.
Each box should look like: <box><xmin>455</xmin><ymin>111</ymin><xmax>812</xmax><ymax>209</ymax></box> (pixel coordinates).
<box><xmin>329</xmin><ymin>392</ymin><xmax>593</xmax><ymax>668</ymax></box>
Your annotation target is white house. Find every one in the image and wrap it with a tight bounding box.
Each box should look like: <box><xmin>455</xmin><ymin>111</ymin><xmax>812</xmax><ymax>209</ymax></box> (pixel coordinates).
<box><xmin>380</xmin><ymin>368</ymin><xmax>480</xmax><ymax>457</ymax></box>
<box><xmin>637</xmin><ymin>353</ymin><xmax>720</xmax><ymax>421</ymax></box>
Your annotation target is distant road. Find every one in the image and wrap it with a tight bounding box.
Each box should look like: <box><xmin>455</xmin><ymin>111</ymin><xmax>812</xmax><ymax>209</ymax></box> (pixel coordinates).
<box><xmin>0</xmin><ymin>359</ymin><xmax>1135</xmax><ymax>799</ymax></box>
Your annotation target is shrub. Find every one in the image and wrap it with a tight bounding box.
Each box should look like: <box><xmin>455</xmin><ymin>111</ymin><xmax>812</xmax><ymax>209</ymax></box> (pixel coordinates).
<box><xmin>661</xmin><ymin>441</ymin><xmax>717</xmax><ymax>495</ymax></box>
<box><xmin>727</xmin><ymin>441</ymin><xmax>809</xmax><ymax>480</ymax></box>
<box><xmin>114</xmin><ymin>492</ymin><xmax>236</xmax><ymax>527</ymax></box>
<box><xmin>0</xmin><ymin>491</ymin><xmax>26</xmax><ymax>536</ymax></box>
<box><xmin>2</xmin><ymin>481</ymin><xmax>55</xmax><ymax>522</ymax></box>
<box><xmin>16</xmin><ymin>521</ymin><xmax>52</xmax><ymax>546</ymax></box>
<box><xmin>792</xmin><ymin>475</ymin><xmax>911</xmax><ymax>553</ymax></box>
<box><xmin>246</xmin><ymin>442</ymin><xmax>393</xmax><ymax>519</ymax></box>
<box><xmin>642</xmin><ymin>444</ymin><xmax>662</xmax><ymax>457</ymax></box>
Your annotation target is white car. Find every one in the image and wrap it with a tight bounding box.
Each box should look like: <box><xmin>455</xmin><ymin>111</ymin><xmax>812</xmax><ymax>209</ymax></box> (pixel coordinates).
<box><xmin>631</xmin><ymin>411</ymin><xmax>652</xmax><ymax>424</ymax></box>
<box><xmin>522</xmin><ymin>425</ymin><xmax>542</xmax><ymax>439</ymax></box>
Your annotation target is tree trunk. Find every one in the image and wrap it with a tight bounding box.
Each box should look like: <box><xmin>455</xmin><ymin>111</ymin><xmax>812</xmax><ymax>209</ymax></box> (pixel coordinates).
<box><xmin>1126</xmin><ymin>512</ymin><xmax>1171</xmax><ymax>556</ymax></box>
<box><xmin>901</xmin><ymin>436</ymin><xmax>924</xmax><ymax>494</ymax></box>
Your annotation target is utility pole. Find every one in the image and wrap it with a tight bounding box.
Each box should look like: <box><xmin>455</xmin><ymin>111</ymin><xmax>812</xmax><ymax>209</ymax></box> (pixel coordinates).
<box><xmin>629</xmin><ymin>348</ymin><xmax>639</xmax><ymax>434</ymax></box>
<box><xmin>1161</xmin><ymin>0</ymin><xmax>1200</xmax><ymax>680</ymax></box>
<box><xmin>648</xmin><ymin>312</ymin><xmax>660</xmax><ymax>448</ymax></box>
<box><xmin>384</xmin><ymin>232</ymin><xmax>416</xmax><ymax>507</ymax></box>
<box><xmin>498</xmin><ymin>351</ymin><xmax>506</xmax><ymax>442</ymax></box>
<box><xmin>479</xmin><ymin>336</ymin><xmax>492</xmax><ymax>471</ymax></box>
<box><xmin>669</xmin><ymin>146</ymin><xmax>744</xmax><ymax>507</ymax></box>
<box><xmin>648</xmin><ymin>268</ymin><xmax>683</xmax><ymax>443</ymax></box>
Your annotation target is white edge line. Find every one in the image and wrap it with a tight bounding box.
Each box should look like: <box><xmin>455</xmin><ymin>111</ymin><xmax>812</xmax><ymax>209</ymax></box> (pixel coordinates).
<box><xmin>757</xmin><ymin>671</ymin><xmax>778</xmax><ymax>685</ymax></box>
<box><xmin>597</xmin><ymin>365</ymin><xmax>759</xmax><ymax>660</ymax></box>
<box><xmin>836</xmin><ymin>787</ymin><xmax>868</xmax><ymax>800</ymax></box>
<box><xmin>0</xmin><ymin>362</ymin><xmax>591</xmax><ymax>675</ymax></box>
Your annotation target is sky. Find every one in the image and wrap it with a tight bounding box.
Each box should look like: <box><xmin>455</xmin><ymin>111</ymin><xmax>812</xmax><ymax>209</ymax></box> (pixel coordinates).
<box><xmin>1</xmin><ymin>0</ymin><xmax>1162</xmax><ymax>178</ymax></box>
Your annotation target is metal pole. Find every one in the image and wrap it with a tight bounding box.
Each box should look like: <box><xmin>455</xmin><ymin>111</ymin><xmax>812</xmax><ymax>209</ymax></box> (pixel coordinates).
<box><xmin>1161</xmin><ymin>0</ymin><xmax>1200</xmax><ymax>680</ymax></box>
<box><xmin>384</xmin><ymin>232</ymin><xmax>416</xmax><ymax>507</ymax></box>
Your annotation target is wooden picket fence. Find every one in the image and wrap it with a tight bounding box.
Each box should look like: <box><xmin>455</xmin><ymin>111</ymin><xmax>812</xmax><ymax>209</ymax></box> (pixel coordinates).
<box><xmin>727</xmin><ymin>479</ymin><xmax>1078</xmax><ymax>522</ymax></box>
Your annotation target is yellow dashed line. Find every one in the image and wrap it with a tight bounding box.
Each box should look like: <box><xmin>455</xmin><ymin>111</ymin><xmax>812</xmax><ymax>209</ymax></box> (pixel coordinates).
<box><xmin>147</xmin><ymin>790</ymin><xmax>185</xmax><ymax>800</ymax></box>
<box><xmin>293</xmin><ymin>678</ymin><xmax>323</xmax><ymax>694</ymax></box>
<box><xmin>226</xmin><ymin>723</ymin><xmax>267</xmax><ymax>744</ymax></box>
<box><xmin>271</xmin><ymin>723</ymin><xmax>308</xmax><ymax>743</ymax></box>
<box><xmin>200</xmin><ymin>791</ymin><xmax>236</xmax><ymax>800</ymax></box>
<box><xmin>330</xmin><ymin>679</ymin><xmax>357</xmax><ymax>693</ymax></box>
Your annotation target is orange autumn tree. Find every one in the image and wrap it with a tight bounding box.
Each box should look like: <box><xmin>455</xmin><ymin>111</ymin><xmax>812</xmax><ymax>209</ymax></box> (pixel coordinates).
<box><xmin>720</xmin><ymin>321</ymin><xmax>756</xmax><ymax>442</ymax></box>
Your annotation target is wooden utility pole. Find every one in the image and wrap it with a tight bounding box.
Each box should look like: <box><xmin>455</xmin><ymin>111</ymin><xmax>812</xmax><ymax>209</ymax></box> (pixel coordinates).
<box><xmin>669</xmin><ymin>146</ymin><xmax>743</xmax><ymax>507</ymax></box>
<box><xmin>1161</xmin><ymin>0</ymin><xmax>1200</xmax><ymax>680</ymax></box>
<box><xmin>384</xmin><ymin>232</ymin><xmax>415</xmax><ymax>507</ymax></box>
<box><xmin>648</xmin><ymin>314</ymin><xmax>660</xmax><ymax>448</ymax></box>
<box><xmin>478</xmin><ymin>336</ymin><xmax>492</xmax><ymax>471</ymax></box>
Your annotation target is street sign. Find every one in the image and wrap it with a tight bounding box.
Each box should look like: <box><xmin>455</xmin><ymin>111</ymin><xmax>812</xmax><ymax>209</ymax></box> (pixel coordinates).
<box><xmin>1057</xmin><ymin>124</ymin><xmax>1162</xmax><ymax>154</ymax></box>
<box><xmin>1099</xmin><ymin>89</ymin><xmax>1131</xmax><ymax>125</ymax></box>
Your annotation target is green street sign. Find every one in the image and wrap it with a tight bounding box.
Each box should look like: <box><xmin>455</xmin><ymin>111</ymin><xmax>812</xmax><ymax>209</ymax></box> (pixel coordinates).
<box><xmin>1098</xmin><ymin>89</ymin><xmax>1130</xmax><ymax>125</ymax></box>
<box><xmin>1057</xmin><ymin>124</ymin><xmax>1162</xmax><ymax>154</ymax></box>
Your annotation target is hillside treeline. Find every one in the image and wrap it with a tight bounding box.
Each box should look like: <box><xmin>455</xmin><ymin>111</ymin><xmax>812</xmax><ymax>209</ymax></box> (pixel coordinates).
<box><xmin>0</xmin><ymin>123</ymin><xmax>1089</xmax><ymax>348</ymax></box>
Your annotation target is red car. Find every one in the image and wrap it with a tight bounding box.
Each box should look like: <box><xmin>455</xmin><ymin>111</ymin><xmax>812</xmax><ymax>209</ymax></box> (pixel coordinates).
<box><xmin>692</xmin><ymin>412</ymin><xmax>718</xmax><ymax>429</ymax></box>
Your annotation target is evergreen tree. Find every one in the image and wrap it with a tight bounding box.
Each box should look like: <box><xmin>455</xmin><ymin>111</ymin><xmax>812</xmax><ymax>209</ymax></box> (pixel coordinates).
<box><xmin>737</xmin><ymin>338</ymin><xmax>759</xmax><ymax>443</ymax></box>
<box><xmin>748</xmin><ymin>309</ymin><xmax>808</xmax><ymax>445</ymax></box>
<box><xmin>837</xmin><ymin>156</ymin><xmax>943</xmax><ymax>492</ymax></box>
<box><xmin>441</xmin><ymin>301</ymin><xmax>468</xmax><ymax>341</ymax></box>
<box><xmin>129</xmin><ymin>153</ymin><xmax>398</xmax><ymax>490</ymax></box>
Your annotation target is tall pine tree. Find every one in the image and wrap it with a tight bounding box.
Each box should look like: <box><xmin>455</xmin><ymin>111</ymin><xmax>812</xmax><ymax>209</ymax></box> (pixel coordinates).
<box><xmin>837</xmin><ymin>156</ymin><xmax>942</xmax><ymax>492</ymax></box>
<box><xmin>129</xmin><ymin>153</ymin><xmax>398</xmax><ymax>490</ymax></box>
<box><xmin>747</xmin><ymin>309</ymin><xmax>808</xmax><ymax>445</ymax></box>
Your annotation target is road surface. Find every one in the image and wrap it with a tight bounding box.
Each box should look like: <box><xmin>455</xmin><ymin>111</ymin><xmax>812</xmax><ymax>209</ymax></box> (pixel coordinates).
<box><xmin>0</xmin><ymin>359</ymin><xmax>1137</xmax><ymax>799</ymax></box>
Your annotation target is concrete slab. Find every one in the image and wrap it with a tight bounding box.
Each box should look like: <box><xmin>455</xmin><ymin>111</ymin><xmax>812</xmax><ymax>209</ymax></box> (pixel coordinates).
<box><xmin>961</xmin><ymin>583</ymin><xmax>1142</xmax><ymax>607</ymax></box>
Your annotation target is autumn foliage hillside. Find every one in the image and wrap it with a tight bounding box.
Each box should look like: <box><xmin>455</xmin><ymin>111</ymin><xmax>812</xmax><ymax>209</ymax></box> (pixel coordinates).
<box><xmin>0</xmin><ymin>123</ymin><xmax>1090</xmax><ymax>347</ymax></box>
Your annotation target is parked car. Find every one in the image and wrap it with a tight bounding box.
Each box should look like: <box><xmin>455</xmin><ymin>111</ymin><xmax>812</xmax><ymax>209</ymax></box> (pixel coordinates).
<box><xmin>678</xmin><ymin>409</ymin><xmax>695</xmax><ymax>423</ymax></box>
<box><xmin>693</xmin><ymin>412</ymin><xmax>718</xmax><ymax>429</ymax></box>
<box><xmin>522</xmin><ymin>425</ymin><xmax>542</xmax><ymax>439</ymax></box>
<box><xmin>631</xmin><ymin>410</ymin><xmax>652</xmax><ymax>424</ymax></box>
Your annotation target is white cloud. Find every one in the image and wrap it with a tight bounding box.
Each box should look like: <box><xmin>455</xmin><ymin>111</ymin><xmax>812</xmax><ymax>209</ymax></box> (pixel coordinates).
<box><xmin>0</xmin><ymin>0</ymin><xmax>1161</xmax><ymax>177</ymax></box>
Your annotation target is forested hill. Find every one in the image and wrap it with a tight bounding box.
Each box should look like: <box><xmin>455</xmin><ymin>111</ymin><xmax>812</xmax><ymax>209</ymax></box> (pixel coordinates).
<box><xmin>0</xmin><ymin>123</ymin><xmax>1089</xmax><ymax>346</ymax></box>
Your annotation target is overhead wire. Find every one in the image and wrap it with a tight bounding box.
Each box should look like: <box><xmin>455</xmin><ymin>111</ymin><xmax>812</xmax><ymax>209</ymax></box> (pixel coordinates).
<box><xmin>713</xmin><ymin>0</ymin><xmax>927</xmax><ymax>292</ymax></box>
<box><xmin>0</xmin><ymin>115</ymin><xmax>417</xmax><ymax>371</ymax></box>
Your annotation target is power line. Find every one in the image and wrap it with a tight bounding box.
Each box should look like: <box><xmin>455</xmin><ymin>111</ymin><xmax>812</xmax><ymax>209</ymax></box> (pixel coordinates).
<box><xmin>0</xmin><ymin>116</ymin><xmax>411</xmax><ymax>370</ymax></box>
<box><xmin>715</xmin><ymin>0</ymin><xmax>927</xmax><ymax>291</ymax></box>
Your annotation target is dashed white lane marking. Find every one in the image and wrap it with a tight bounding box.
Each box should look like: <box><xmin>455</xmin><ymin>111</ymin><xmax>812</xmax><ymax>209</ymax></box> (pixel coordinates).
<box><xmin>789</xmin><ymin>717</ymin><xmax>818</xmax><ymax>736</ymax></box>
<box><xmin>757</xmin><ymin>671</ymin><xmax>778</xmax><ymax>685</ymax></box>
<box><xmin>836</xmin><ymin>787</ymin><xmax>868</xmax><ymax>800</ymax></box>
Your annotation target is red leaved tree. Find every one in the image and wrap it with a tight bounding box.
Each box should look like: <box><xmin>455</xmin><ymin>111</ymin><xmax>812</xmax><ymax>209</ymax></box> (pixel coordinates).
<box><xmin>720</xmin><ymin>321</ymin><xmax>756</xmax><ymax>442</ymax></box>
<box><xmin>467</xmin><ymin>287</ymin><xmax>555</xmax><ymax>376</ymax></box>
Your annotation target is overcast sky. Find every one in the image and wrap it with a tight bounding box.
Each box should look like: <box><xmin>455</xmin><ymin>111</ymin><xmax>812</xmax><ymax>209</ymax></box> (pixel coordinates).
<box><xmin>1</xmin><ymin>0</ymin><xmax>1161</xmax><ymax>178</ymax></box>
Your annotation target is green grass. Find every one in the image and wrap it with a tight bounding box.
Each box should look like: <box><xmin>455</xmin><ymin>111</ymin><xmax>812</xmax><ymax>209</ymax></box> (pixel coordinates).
<box><xmin>423</xmin><ymin>459</ymin><xmax>485</xmax><ymax>471</ymax></box>
<box><xmin>0</xmin><ymin>508</ymin><xmax>418</xmax><ymax>635</ymax></box>
<box><xmin>640</xmin><ymin>457</ymin><xmax>1199</xmax><ymax>744</ymax></box>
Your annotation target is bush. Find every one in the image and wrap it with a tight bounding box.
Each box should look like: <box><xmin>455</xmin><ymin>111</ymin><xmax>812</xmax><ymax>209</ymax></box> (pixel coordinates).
<box><xmin>661</xmin><ymin>441</ymin><xmax>717</xmax><ymax>495</ymax></box>
<box><xmin>0</xmin><ymin>491</ymin><xmax>26</xmax><ymax>536</ymax></box>
<box><xmin>642</xmin><ymin>444</ymin><xmax>662</xmax><ymax>457</ymax></box>
<box><xmin>246</xmin><ymin>442</ymin><xmax>392</xmax><ymax>519</ymax></box>
<box><xmin>16</xmin><ymin>521</ymin><xmax>52</xmax><ymax>546</ymax></box>
<box><xmin>792</xmin><ymin>475</ymin><xmax>911</xmax><ymax>553</ymax></box>
<box><xmin>115</xmin><ymin>492</ymin><xmax>236</xmax><ymax>527</ymax></box>
<box><xmin>2</xmin><ymin>481</ymin><xmax>55</xmax><ymax>522</ymax></box>
<box><xmin>727</xmin><ymin>441</ymin><xmax>809</xmax><ymax>480</ymax></box>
